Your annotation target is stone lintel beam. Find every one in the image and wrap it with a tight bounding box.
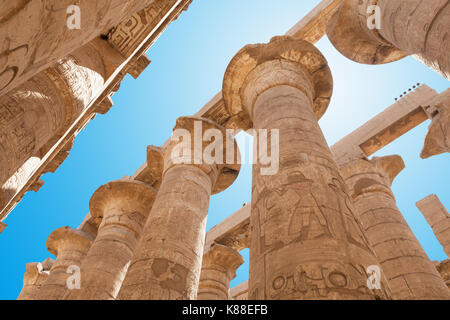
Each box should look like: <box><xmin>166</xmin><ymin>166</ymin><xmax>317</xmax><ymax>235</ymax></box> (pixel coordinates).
<box><xmin>94</xmin><ymin>96</ymin><xmax>114</xmax><ymax>115</ymax></box>
<box><xmin>229</xmin><ymin>280</ymin><xmax>249</xmax><ymax>300</ymax></box>
<box><xmin>416</xmin><ymin>195</ymin><xmax>450</xmax><ymax>258</ymax></box>
<box><xmin>331</xmin><ymin>84</ymin><xmax>441</xmax><ymax>166</ymax></box>
<box><xmin>77</xmin><ymin>212</ymin><xmax>101</xmax><ymax>240</ymax></box>
<box><xmin>421</xmin><ymin>89</ymin><xmax>450</xmax><ymax>159</ymax></box>
<box><xmin>205</xmin><ymin>204</ymin><xmax>250</xmax><ymax>252</ymax></box>
<box><xmin>127</xmin><ymin>54</ymin><xmax>151</xmax><ymax>79</ymax></box>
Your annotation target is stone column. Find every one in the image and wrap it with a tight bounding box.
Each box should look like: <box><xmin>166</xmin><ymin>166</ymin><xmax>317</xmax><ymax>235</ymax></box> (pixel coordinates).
<box><xmin>38</xmin><ymin>227</ymin><xmax>93</xmax><ymax>300</ymax></box>
<box><xmin>118</xmin><ymin>116</ymin><xmax>240</xmax><ymax>300</ymax></box>
<box><xmin>340</xmin><ymin>155</ymin><xmax>450</xmax><ymax>299</ymax></box>
<box><xmin>17</xmin><ymin>258</ymin><xmax>54</xmax><ymax>300</ymax></box>
<box><xmin>416</xmin><ymin>194</ymin><xmax>450</xmax><ymax>258</ymax></box>
<box><xmin>436</xmin><ymin>260</ymin><xmax>450</xmax><ymax>289</ymax></box>
<box><xmin>65</xmin><ymin>178</ymin><xmax>157</xmax><ymax>300</ymax></box>
<box><xmin>0</xmin><ymin>0</ymin><xmax>161</xmax><ymax>95</ymax></box>
<box><xmin>197</xmin><ymin>243</ymin><xmax>244</xmax><ymax>300</ymax></box>
<box><xmin>0</xmin><ymin>42</ymin><xmax>111</xmax><ymax>211</ymax></box>
<box><xmin>223</xmin><ymin>36</ymin><xmax>391</xmax><ymax>300</ymax></box>
<box><xmin>326</xmin><ymin>0</ymin><xmax>450</xmax><ymax>79</ymax></box>
<box><xmin>421</xmin><ymin>90</ymin><xmax>450</xmax><ymax>158</ymax></box>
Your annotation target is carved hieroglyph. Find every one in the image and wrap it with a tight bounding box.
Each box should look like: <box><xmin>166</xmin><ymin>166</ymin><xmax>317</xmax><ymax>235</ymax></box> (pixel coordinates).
<box><xmin>37</xmin><ymin>227</ymin><xmax>93</xmax><ymax>300</ymax></box>
<box><xmin>340</xmin><ymin>155</ymin><xmax>450</xmax><ymax>299</ymax></box>
<box><xmin>416</xmin><ymin>195</ymin><xmax>450</xmax><ymax>258</ymax></box>
<box><xmin>327</xmin><ymin>0</ymin><xmax>450</xmax><ymax>79</ymax></box>
<box><xmin>0</xmin><ymin>42</ymin><xmax>109</xmax><ymax>213</ymax></box>
<box><xmin>118</xmin><ymin>116</ymin><xmax>240</xmax><ymax>300</ymax></box>
<box><xmin>223</xmin><ymin>36</ymin><xmax>391</xmax><ymax>300</ymax></box>
<box><xmin>17</xmin><ymin>258</ymin><xmax>54</xmax><ymax>300</ymax></box>
<box><xmin>421</xmin><ymin>90</ymin><xmax>450</xmax><ymax>158</ymax></box>
<box><xmin>197</xmin><ymin>243</ymin><xmax>244</xmax><ymax>300</ymax></box>
<box><xmin>65</xmin><ymin>179</ymin><xmax>157</xmax><ymax>300</ymax></box>
<box><xmin>0</xmin><ymin>0</ymin><xmax>162</xmax><ymax>96</ymax></box>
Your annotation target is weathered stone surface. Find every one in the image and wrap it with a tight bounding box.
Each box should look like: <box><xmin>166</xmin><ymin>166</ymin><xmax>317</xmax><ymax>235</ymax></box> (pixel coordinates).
<box><xmin>38</xmin><ymin>227</ymin><xmax>93</xmax><ymax>300</ymax></box>
<box><xmin>223</xmin><ymin>36</ymin><xmax>390</xmax><ymax>300</ymax></box>
<box><xmin>197</xmin><ymin>243</ymin><xmax>244</xmax><ymax>300</ymax></box>
<box><xmin>229</xmin><ymin>281</ymin><xmax>249</xmax><ymax>300</ymax></box>
<box><xmin>421</xmin><ymin>89</ymin><xmax>450</xmax><ymax>158</ymax></box>
<box><xmin>0</xmin><ymin>0</ymin><xmax>163</xmax><ymax>96</ymax></box>
<box><xmin>340</xmin><ymin>155</ymin><xmax>450</xmax><ymax>299</ymax></box>
<box><xmin>0</xmin><ymin>221</ymin><xmax>6</xmax><ymax>234</ymax></box>
<box><xmin>118</xmin><ymin>117</ymin><xmax>240</xmax><ymax>300</ymax></box>
<box><xmin>17</xmin><ymin>258</ymin><xmax>54</xmax><ymax>300</ymax></box>
<box><xmin>327</xmin><ymin>0</ymin><xmax>450</xmax><ymax>79</ymax></box>
<box><xmin>416</xmin><ymin>195</ymin><xmax>450</xmax><ymax>258</ymax></box>
<box><xmin>436</xmin><ymin>260</ymin><xmax>450</xmax><ymax>289</ymax></box>
<box><xmin>65</xmin><ymin>178</ymin><xmax>157</xmax><ymax>300</ymax></box>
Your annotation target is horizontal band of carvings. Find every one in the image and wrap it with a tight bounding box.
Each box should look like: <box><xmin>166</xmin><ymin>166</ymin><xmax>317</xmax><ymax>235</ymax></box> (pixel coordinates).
<box><xmin>0</xmin><ymin>0</ymin><xmax>192</xmax><ymax>223</ymax></box>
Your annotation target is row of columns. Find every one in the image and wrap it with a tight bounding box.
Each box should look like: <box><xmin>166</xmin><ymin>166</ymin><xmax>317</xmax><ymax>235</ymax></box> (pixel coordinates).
<box><xmin>18</xmin><ymin>36</ymin><xmax>449</xmax><ymax>300</ymax></box>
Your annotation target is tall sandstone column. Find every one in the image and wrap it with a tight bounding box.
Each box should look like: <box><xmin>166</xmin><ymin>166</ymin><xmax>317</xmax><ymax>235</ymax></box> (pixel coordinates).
<box><xmin>197</xmin><ymin>243</ymin><xmax>244</xmax><ymax>300</ymax></box>
<box><xmin>118</xmin><ymin>116</ymin><xmax>240</xmax><ymax>300</ymax></box>
<box><xmin>65</xmin><ymin>179</ymin><xmax>157</xmax><ymax>300</ymax></box>
<box><xmin>326</xmin><ymin>0</ymin><xmax>450</xmax><ymax>79</ymax></box>
<box><xmin>222</xmin><ymin>36</ymin><xmax>391</xmax><ymax>300</ymax></box>
<box><xmin>0</xmin><ymin>0</ymin><xmax>161</xmax><ymax>95</ymax></box>
<box><xmin>416</xmin><ymin>194</ymin><xmax>450</xmax><ymax>258</ymax></box>
<box><xmin>0</xmin><ymin>40</ymin><xmax>123</xmax><ymax>211</ymax></box>
<box><xmin>340</xmin><ymin>155</ymin><xmax>450</xmax><ymax>299</ymax></box>
<box><xmin>38</xmin><ymin>227</ymin><xmax>93</xmax><ymax>300</ymax></box>
<box><xmin>17</xmin><ymin>258</ymin><xmax>54</xmax><ymax>300</ymax></box>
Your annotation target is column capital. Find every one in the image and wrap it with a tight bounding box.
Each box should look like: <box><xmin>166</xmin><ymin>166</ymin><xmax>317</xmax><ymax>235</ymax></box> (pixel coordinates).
<box><xmin>46</xmin><ymin>227</ymin><xmax>93</xmax><ymax>257</ymax></box>
<box><xmin>421</xmin><ymin>95</ymin><xmax>450</xmax><ymax>158</ymax></box>
<box><xmin>340</xmin><ymin>155</ymin><xmax>404</xmax><ymax>199</ymax></box>
<box><xmin>203</xmin><ymin>243</ymin><xmax>244</xmax><ymax>280</ymax></box>
<box><xmin>326</xmin><ymin>0</ymin><xmax>407</xmax><ymax>64</ymax></box>
<box><xmin>165</xmin><ymin>116</ymin><xmax>240</xmax><ymax>195</ymax></box>
<box><xmin>89</xmin><ymin>178</ymin><xmax>157</xmax><ymax>232</ymax></box>
<box><xmin>222</xmin><ymin>36</ymin><xmax>333</xmax><ymax>129</ymax></box>
<box><xmin>146</xmin><ymin>145</ymin><xmax>164</xmax><ymax>190</ymax></box>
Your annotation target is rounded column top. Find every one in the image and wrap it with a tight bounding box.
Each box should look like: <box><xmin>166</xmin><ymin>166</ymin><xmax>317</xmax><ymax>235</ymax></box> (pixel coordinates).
<box><xmin>203</xmin><ymin>243</ymin><xmax>244</xmax><ymax>279</ymax></box>
<box><xmin>89</xmin><ymin>178</ymin><xmax>157</xmax><ymax>220</ymax></box>
<box><xmin>222</xmin><ymin>36</ymin><xmax>333</xmax><ymax>128</ymax></box>
<box><xmin>165</xmin><ymin>116</ymin><xmax>241</xmax><ymax>195</ymax></box>
<box><xmin>326</xmin><ymin>0</ymin><xmax>407</xmax><ymax>65</ymax></box>
<box><xmin>46</xmin><ymin>227</ymin><xmax>93</xmax><ymax>257</ymax></box>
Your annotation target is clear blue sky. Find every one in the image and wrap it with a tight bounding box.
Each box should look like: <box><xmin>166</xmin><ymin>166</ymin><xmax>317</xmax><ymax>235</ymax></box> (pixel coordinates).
<box><xmin>1</xmin><ymin>0</ymin><xmax>449</xmax><ymax>299</ymax></box>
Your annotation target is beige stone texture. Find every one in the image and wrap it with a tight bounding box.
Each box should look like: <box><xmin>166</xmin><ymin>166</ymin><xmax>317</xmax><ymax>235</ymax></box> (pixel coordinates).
<box><xmin>17</xmin><ymin>258</ymin><xmax>54</xmax><ymax>300</ymax></box>
<box><xmin>197</xmin><ymin>243</ymin><xmax>244</xmax><ymax>300</ymax></box>
<box><xmin>0</xmin><ymin>0</ymin><xmax>192</xmax><ymax>227</ymax></box>
<box><xmin>436</xmin><ymin>260</ymin><xmax>450</xmax><ymax>289</ymax></box>
<box><xmin>223</xmin><ymin>36</ymin><xmax>391</xmax><ymax>300</ymax></box>
<box><xmin>0</xmin><ymin>0</ymin><xmax>164</xmax><ymax>96</ymax></box>
<box><xmin>38</xmin><ymin>227</ymin><xmax>93</xmax><ymax>300</ymax></box>
<box><xmin>416</xmin><ymin>195</ymin><xmax>450</xmax><ymax>258</ymax></box>
<box><xmin>0</xmin><ymin>221</ymin><xmax>6</xmax><ymax>234</ymax></box>
<box><xmin>340</xmin><ymin>155</ymin><xmax>450</xmax><ymax>299</ymax></box>
<box><xmin>327</xmin><ymin>0</ymin><xmax>450</xmax><ymax>79</ymax></box>
<box><xmin>65</xmin><ymin>179</ymin><xmax>157</xmax><ymax>300</ymax></box>
<box><xmin>229</xmin><ymin>281</ymin><xmax>249</xmax><ymax>300</ymax></box>
<box><xmin>421</xmin><ymin>89</ymin><xmax>450</xmax><ymax>158</ymax></box>
<box><xmin>118</xmin><ymin>116</ymin><xmax>240</xmax><ymax>300</ymax></box>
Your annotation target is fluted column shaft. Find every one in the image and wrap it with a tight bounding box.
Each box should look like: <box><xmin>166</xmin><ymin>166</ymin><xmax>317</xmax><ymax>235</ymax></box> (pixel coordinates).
<box><xmin>222</xmin><ymin>37</ymin><xmax>391</xmax><ymax>300</ymax></box>
<box><xmin>118</xmin><ymin>117</ymin><xmax>240</xmax><ymax>300</ymax></box>
<box><xmin>65</xmin><ymin>179</ymin><xmax>157</xmax><ymax>300</ymax></box>
<box><xmin>197</xmin><ymin>243</ymin><xmax>244</xmax><ymax>300</ymax></box>
<box><xmin>38</xmin><ymin>227</ymin><xmax>93</xmax><ymax>300</ymax></box>
<box><xmin>341</xmin><ymin>156</ymin><xmax>450</xmax><ymax>300</ymax></box>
